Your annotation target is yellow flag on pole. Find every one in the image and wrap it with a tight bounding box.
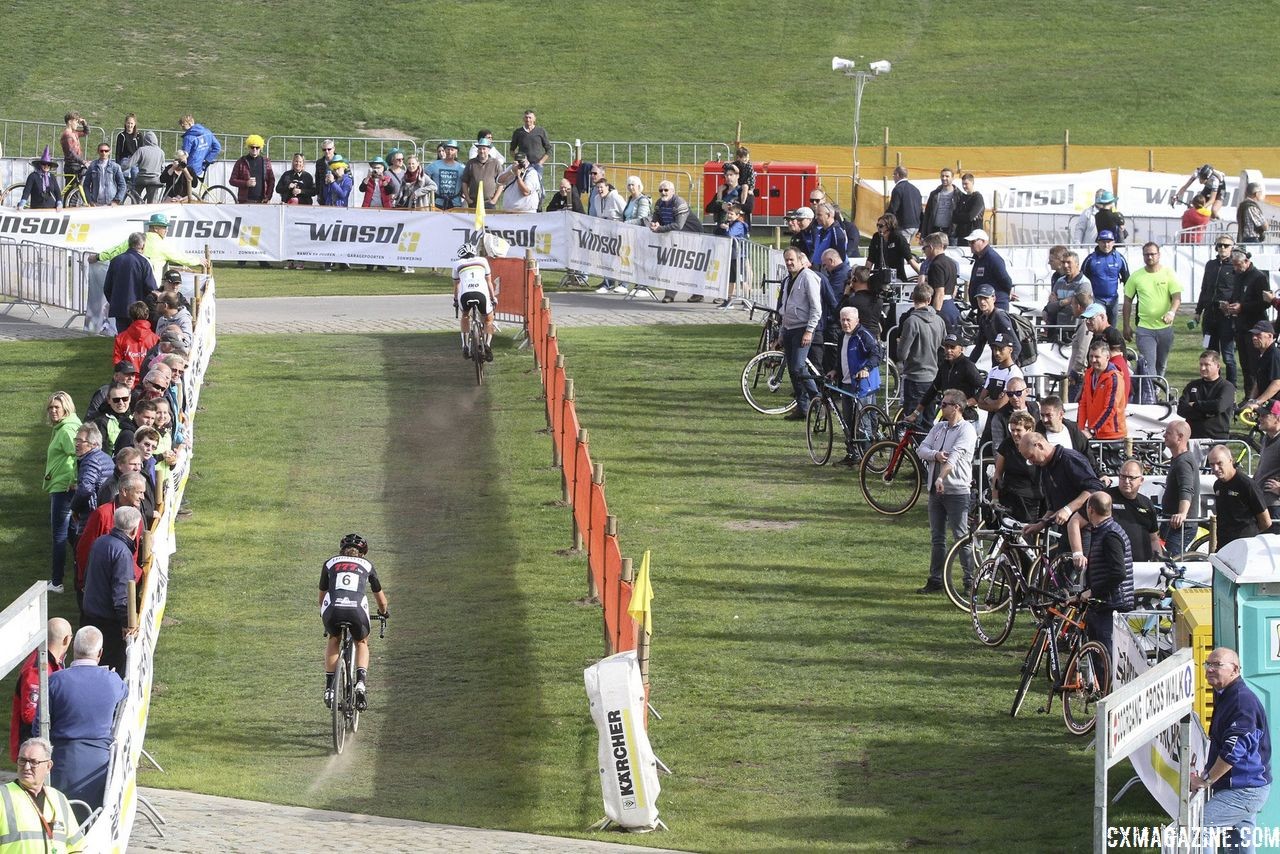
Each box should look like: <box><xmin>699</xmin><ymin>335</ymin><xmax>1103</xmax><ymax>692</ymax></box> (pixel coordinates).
<box><xmin>627</xmin><ymin>550</ymin><xmax>653</xmax><ymax>635</ymax></box>
<box><xmin>474</xmin><ymin>181</ymin><xmax>486</xmax><ymax>230</ymax></box>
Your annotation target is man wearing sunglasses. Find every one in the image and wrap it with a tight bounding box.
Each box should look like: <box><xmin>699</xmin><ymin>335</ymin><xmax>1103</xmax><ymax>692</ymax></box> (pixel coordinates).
<box><xmin>1195</xmin><ymin>237</ymin><xmax>1240</xmax><ymax>384</ymax></box>
<box><xmin>314</xmin><ymin>140</ymin><xmax>339</xmax><ymax>206</ymax></box>
<box><xmin>83</xmin><ymin>143</ymin><xmax>127</xmax><ymax>206</ymax></box>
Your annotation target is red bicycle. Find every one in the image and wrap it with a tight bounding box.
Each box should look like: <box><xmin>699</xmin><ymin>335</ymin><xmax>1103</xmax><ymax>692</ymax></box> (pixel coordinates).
<box><xmin>858</xmin><ymin>419</ymin><xmax>927</xmax><ymax>515</ymax></box>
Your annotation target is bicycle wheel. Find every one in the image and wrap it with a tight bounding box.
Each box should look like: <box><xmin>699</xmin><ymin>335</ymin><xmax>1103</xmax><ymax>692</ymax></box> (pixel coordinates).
<box><xmin>806</xmin><ymin>399</ymin><xmax>835</xmax><ymax>465</ymax></box>
<box><xmin>1011</xmin><ymin>626</ymin><xmax>1049</xmax><ymax>718</ymax></box>
<box><xmin>741</xmin><ymin>350</ymin><xmax>797</xmax><ymax>415</ymax></box>
<box><xmin>943</xmin><ymin>529</ymin><xmax>1000</xmax><ymax>611</ymax></box>
<box><xmin>2</xmin><ymin>183</ymin><xmax>25</xmax><ymax>208</ymax></box>
<box><xmin>1062</xmin><ymin>640</ymin><xmax>1111</xmax><ymax>736</ymax></box>
<box><xmin>332</xmin><ymin>642</ymin><xmax>348</xmax><ymax>754</ymax></box>
<box><xmin>64</xmin><ymin>182</ymin><xmax>88</xmax><ymax>208</ymax></box>
<box><xmin>858</xmin><ymin>440</ymin><xmax>923</xmax><ymax>516</ymax></box>
<box><xmin>970</xmin><ymin>556</ymin><xmax>1017</xmax><ymax>647</ymax></box>
<box><xmin>858</xmin><ymin>403</ymin><xmax>894</xmax><ymax>444</ymax></box>
<box><xmin>347</xmin><ymin>650</ymin><xmax>361</xmax><ymax>735</ymax></box>
<box><xmin>469</xmin><ymin>307</ymin><xmax>485</xmax><ymax>386</ymax></box>
<box><xmin>199</xmin><ymin>184</ymin><xmax>236</xmax><ymax>204</ymax></box>
<box><xmin>122</xmin><ymin>187</ymin><xmax>141</xmax><ymax>205</ymax></box>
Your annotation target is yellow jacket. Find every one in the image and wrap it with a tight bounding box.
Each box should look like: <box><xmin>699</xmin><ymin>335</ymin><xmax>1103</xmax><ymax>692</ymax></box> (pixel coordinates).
<box><xmin>0</xmin><ymin>780</ymin><xmax>85</xmax><ymax>853</ymax></box>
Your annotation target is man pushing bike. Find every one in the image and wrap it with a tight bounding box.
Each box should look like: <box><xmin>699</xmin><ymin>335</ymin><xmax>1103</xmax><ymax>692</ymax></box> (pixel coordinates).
<box><xmin>320</xmin><ymin>533</ymin><xmax>388</xmax><ymax>711</ymax></box>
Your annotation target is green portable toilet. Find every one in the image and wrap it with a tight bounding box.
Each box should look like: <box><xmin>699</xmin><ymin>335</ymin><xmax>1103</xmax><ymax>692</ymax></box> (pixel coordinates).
<box><xmin>1211</xmin><ymin>533</ymin><xmax>1280</xmax><ymax>841</ymax></box>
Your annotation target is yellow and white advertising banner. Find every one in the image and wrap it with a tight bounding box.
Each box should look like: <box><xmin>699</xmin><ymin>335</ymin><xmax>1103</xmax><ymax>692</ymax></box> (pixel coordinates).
<box><xmin>1111</xmin><ymin>613</ymin><xmax>1210</xmax><ymax>819</ymax></box>
<box><xmin>584</xmin><ymin>651</ymin><xmax>661</xmax><ymax>831</ymax></box>
<box><xmin>80</xmin><ymin>278</ymin><xmax>217</xmax><ymax>852</ymax></box>
<box><xmin>563</xmin><ymin>212</ymin><xmax>729</xmax><ymax>299</ymax></box>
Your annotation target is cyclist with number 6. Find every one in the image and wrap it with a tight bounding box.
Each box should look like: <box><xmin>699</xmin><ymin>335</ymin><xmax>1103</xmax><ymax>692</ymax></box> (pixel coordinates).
<box><xmin>320</xmin><ymin>534</ymin><xmax>388</xmax><ymax>712</ymax></box>
<box><xmin>454</xmin><ymin>242</ymin><xmax>496</xmax><ymax>362</ymax></box>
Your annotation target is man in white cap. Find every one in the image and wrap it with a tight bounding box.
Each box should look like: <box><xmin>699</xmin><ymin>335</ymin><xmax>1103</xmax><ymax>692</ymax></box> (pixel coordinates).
<box><xmin>788</xmin><ymin>206</ymin><xmax>817</xmax><ymax>260</ymax></box>
<box><xmin>965</xmin><ymin>229</ymin><xmax>1013</xmax><ymax>310</ymax></box>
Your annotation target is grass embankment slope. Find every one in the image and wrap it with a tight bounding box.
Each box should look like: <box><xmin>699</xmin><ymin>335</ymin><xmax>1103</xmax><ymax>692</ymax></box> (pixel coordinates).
<box><xmin>0</xmin><ymin>322</ymin><xmax>1206</xmax><ymax>850</ymax></box>
<box><xmin>0</xmin><ymin>1</ymin><xmax>1275</xmax><ymax>147</ymax></box>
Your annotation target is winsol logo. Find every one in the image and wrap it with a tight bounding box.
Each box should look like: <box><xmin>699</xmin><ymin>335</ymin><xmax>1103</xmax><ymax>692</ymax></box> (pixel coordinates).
<box><xmin>452</xmin><ymin>226</ymin><xmax>552</xmax><ymax>255</ymax></box>
<box><xmin>994</xmin><ymin>185</ymin><xmax>1076</xmax><ymax>209</ymax></box>
<box><xmin>0</xmin><ymin>213</ymin><xmax>71</xmax><ymax>236</ymax></box>
<box><xmin>649</xmin><ymin>242</ymin><xmax>722</xmax><ymax>283</ymax></box>
<box><xmin>297</xmin><ymin>220</ymin><xmax>405</xmax><ymax>245</ymax></box>
<box><xmin>167</xmin><ymin>216</ymin><xmax>244</xmax><ymax>240</ymax></box>
<box><xmin>572</xmin><ymin>227</ymin><xmax>631</xmax><ymax>268</ymax></box>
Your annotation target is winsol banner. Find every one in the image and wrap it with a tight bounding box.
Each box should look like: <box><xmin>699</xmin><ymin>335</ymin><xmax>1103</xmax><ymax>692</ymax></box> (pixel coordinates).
<box><xmin>562</xmin><ymin>212</ymin><xmax>728</xmax><ymax>299</ymax></box>
<box><xmin>584</xmin><ymin>651</ymin><xmax>661</xmax><ymax>830</ymax></box>
<box><xmin>989</xmin><ymin>169</ymin><xmax>1114</xmax><ymax>216</ymax></box>
<box><xmin>1111</xmin><ymin>613</ymin><xmax>1210</xmax><ymax>819</ymax></box>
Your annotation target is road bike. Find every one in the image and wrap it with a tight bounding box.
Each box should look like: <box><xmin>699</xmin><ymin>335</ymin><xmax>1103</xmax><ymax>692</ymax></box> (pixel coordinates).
<box><xmin>332</xmin><ymin>611</ymin><xmax>387</xmax><ymax>755</ymax></box>
<box><xmin>804</xmin><ymin>370</ymin><xmax>892</xmax><ymax>466</ymax></box>
<box><xmin>857</xmin><ymin>419</ymin><xmax>927</xmax><ymax>515</ymax></box>
<box><xmin>967</xmin><ymin>516</ymin><xmax>1074</xmax><ymax>646</ymax></box>
<box><xmin>1010</xmin><ymin>592</ymin><xmax>1111</xmax><ymax>736</ymax></box>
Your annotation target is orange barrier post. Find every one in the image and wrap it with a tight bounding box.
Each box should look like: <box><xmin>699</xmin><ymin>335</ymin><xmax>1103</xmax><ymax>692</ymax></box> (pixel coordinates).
<box><xmin>547</xmin><ymin>351</ymin><xmax>563</xmax><ymax>433</ymax></box>
<box><xmin>561</xmin><ymin>397</ymin><xmax>581</xmax><ymax>504</ymax></box>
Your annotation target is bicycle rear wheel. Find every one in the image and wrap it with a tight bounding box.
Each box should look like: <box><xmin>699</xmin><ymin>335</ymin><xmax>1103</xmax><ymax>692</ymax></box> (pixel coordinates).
<box><xmin>806</xmin><ymin>399</ymin><xmax>834</xmax><ymax>465</ymax></box>
<box><xmin>332</xmin><ymin>642</ymin><xmax>348</xmax><ymax>754</ymax></box>
<box><xmin>858</xmin><ymin>440</ymin><xmax>923</xmax><ymax>515</ymax></box>
<box><xmin>857</xmin><ymin>403</ymin><xmax>894</xmax><ymax>445</ymax></box>
<box><xmin>970</xmin><ymin>556</ymin><xmax>1017</xmax><ymax>647</ymax></box>
<box><xmin>1011</xmin><ymin>626</ymin><xmax>1049</xmax><ymax>718</ymax></box>
<box><xmin>1062</xmin><ymin>640</ymin><xmax>1111</xmax><ymax>736</ymax></box>
<box><xmin>199</xmin><ymin>184</ymin><xmax>236</xmax><ymax>204</ymax></box>
<box><xmin>2</xmin><ymin>183</ymin><xmax>25</xmax><ymax>208</ymax></box>
<box><xmin>741</xmin><ymin>350</ymin><xmax>797</xmax><ymax>415</ymax></box>
<box><xmin>469</xmin><ymin>308</ymin><xmax>485</xmax><ymax>386</ymax></box>
<box><xmin>348</xmin><ymin>648</ymin><xmax>361</xmax><ymax>734</ymax></box>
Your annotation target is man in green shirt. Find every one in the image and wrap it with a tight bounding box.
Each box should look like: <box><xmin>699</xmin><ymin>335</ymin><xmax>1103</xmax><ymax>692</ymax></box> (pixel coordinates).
<box><xmin>88</xmin><ymin>213</ymin><xmax>206</xmax><ymax>281</ymax></box>
<box><xmin>1122</xmin><ymin>241</ymin><xmax>1181</xmax><ymax>381</ymax></box>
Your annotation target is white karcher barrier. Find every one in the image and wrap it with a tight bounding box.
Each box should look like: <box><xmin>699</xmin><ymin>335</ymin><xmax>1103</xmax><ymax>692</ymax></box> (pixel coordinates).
<box><xmin>584</xmin><ymin>650</ymin><xmax>661</xmax><ymax>831</ymax></box>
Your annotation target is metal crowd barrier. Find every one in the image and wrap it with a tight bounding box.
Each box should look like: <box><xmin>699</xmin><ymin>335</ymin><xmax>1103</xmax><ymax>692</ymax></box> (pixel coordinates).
<box><xmin>0</xmin><ymin>237</ymin><xmax>89</xmax><ymax>324</ymax></box>
<box><xmin>265</xmin><ymin>134</ymin><xmax>418</xmax><ymax>166</ymax></box>
<box><xmin>732</xmin><ymin>239</ymin><xmax>785</xmax><ymax>308</ymax></box>
<box><xmin>0</xmin><ymin>118</ymin><xmax>109</xmax><ymax>160</ymax></box>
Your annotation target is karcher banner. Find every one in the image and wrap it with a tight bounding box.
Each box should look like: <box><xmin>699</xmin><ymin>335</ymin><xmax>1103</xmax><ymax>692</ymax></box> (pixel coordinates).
<box><xmin>584</xmin><ymin>651</ymin><xmax>661</xmax><ymax>831</ymax></box>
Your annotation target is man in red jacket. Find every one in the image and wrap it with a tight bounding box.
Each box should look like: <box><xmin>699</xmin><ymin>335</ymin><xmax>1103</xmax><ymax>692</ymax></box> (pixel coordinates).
<box><xmin>9</xmin><ymin>618</ymin><xmax>73</xmax><ymax>761</ymax></box>
<box><xmin>75</xmin><ymin>472</ymin><xmax>146</xmax><ymax>610</ymax></box>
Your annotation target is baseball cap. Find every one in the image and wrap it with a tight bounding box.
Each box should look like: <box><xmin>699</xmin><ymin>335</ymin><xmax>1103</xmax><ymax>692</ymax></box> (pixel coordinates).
<box><xmin>966</xmin><ymin>229</ymin><xmax>990</xmax><ymax>243</ymax></box>
<box><xmin>1251</xmin><ymin>321</ymin><xmax>1275</xmax><ymax>335</ymax></box>
<box><xmin>991</xmin><ymin>332</ymin><xmax>1014</xmax><ymax>349</ymax></box>
<box><xmin>794</xmin><ymin>206</ymin><xmax>814</xmax><ymax>220</ymax></box>
<box><xmin>164</xmin><ymin>269</ymin><xmax>182</xmax><ymax>284</ymax></box>
<box><xmin>161</xmin><ymin>328</ymin><xmax>186</xmax><ymax>344</ymax></box>
<box><xmin>1265</xmin><ymin>400</ymin><xmax>1280</xmax><ymax>419</ymax></box>
<box><xmin>1080</xmin><ymin>303</ymin><xmax>1105</xmax><ymax>319</ymax></box>
<box><xmin>942</xmin><ymin>333</ymin><xmax>963</xmax><ymax>347</ymax></box>
<box><xmin>1097</xmin><ymin>229</ymin><xmax>1116</xmax><ymax>242</ymax></box>
<box><xmin>972</xmin><ymin>284</ymin><xmax>996</xmax><ymax>298</ymax></box>
<box><xmin>114</xmin><ymin>360</ymin><xmax>138</xmax><ymax>375</ymax></box>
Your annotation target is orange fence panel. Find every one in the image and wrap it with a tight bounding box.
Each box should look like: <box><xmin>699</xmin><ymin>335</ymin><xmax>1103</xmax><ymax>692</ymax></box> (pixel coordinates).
<box><xmin>573</xmin><ymin>443</ymin><xmax>593</xmax><ymax>534</ymax></box>
<box><xmin>561</xmin><ymin>398</ymin><xmax>580</xmax><ymax>465</ymax></box>
<box><xmin>490</xmin><ymin>257</ymin><xmax>528</xmax><ymax>321</ymax></box>
<box><xmin>549</xmin><ymin>365</ymin><xmax>566</xmax><ymax>439</ymax></box>
<box><xmin>616</xmin><ymin>575</ymin><xmax>637</xmax><ymax>654</ymax></box>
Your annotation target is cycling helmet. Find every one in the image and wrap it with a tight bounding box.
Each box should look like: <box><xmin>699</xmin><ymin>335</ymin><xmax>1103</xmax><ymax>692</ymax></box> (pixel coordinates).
<box><xmin>340</xmin><ymin>533</ymin><xmax>368</xmax><ymax>555</ymax></box>
<box><xmin>245</xmin><ymin>134</ymin><xmax>265</xmax><ymax>149</ymax></box>
<box><xmin>1197</xmin><ymin>164</ymin><xmax>1214</xmax><ymax>180</ymax></box>
<box><xmin>457</xmin><ymin>242</ymin><xmax>478</xmax><ymax>259</ymax></box>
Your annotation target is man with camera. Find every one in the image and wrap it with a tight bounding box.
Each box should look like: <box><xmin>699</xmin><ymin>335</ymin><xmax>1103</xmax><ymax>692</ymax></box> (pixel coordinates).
<box><xmin>499</xmin><ymin>152</ymin><xmax>542</xmax><ymax>213</ymax></box>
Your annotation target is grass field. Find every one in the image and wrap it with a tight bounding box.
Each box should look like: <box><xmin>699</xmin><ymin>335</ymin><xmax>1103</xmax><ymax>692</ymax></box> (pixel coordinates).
<box><xmin>1</xmin><ymin>318</ymin><xmax>1212</xmax><ymax>850</ymax></box>
<box><xmin>208</xmin><ymin>263</ymin><xmax>452</xmax><ymax>298</ymax></box>
<box><xmin>0</xmin><ymin>2</ymin><xmax>1275</xmax><ymax>147</ymax></box>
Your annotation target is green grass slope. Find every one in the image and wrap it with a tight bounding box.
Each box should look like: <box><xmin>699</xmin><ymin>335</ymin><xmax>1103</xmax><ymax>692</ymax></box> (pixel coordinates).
<box><xmin>0</xmin><ymin>1</ymin><xmax>1274</xmax><ymax>146</ymax></box>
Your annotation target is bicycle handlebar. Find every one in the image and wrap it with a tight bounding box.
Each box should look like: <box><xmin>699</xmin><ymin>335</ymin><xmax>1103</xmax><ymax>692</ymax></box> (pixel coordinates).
<box><xmin>375</xmin><ymin>611</ymin><xmax>389</xmax><ymax>639</ymax></box>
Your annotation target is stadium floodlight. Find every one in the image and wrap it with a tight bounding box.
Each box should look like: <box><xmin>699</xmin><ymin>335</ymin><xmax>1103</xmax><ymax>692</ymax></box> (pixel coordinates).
<box><xmin>832</xmin><ymin>57</ymin><xmax>892</xmax><ymax>184</ymax></box>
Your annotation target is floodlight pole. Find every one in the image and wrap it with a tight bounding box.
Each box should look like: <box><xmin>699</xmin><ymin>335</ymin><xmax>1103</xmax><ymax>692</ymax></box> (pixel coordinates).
<box><xmin>843</xmin><ymin>68</ymin><xmax>877</xmax><ymax>216</ymax></box>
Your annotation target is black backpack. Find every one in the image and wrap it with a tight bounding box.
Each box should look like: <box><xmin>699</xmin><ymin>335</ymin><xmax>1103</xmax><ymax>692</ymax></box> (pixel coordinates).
<box><xmin>1009</xmin><ymin>311</ymin><xmax>1039</xmax><ymax>368</ymax></box>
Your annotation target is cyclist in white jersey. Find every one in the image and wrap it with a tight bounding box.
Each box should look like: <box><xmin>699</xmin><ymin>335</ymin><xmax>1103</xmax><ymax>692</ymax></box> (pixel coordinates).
<box><xmin>453</xmin><ymin>242</ymin><xmax>497</xmax><ymax>361</ymax></box>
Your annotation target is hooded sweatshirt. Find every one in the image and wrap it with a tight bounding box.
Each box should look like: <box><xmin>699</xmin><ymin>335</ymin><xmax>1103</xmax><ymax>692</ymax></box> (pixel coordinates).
<box><xmin>129</xmin><ymin>131</ymin><xmax>166</xmax><ymax>183</ymax></box>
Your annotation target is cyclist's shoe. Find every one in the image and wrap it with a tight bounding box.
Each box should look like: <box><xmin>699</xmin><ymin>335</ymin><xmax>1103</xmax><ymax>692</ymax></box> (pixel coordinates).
<box><xmin>462</xmin><ymin>345</ymin><xmax>471</xmax><ymax>360</ymax></box>
<box><xmin>484</xmin><ymin>344</ymin><xmax>494</xmax><ymax>362</ymax></box>
<box><xmin>323</xmin><ymin>687</ymin><xmax>334</xmax><ymax>709</ymax></box>
<box><xmin>354</xmin><ymin>681</ymin><xmax>368</xmax><ymax>711</ymax></box>
<box><xmin>838</xmin><ymin>453</ymin><xmax>861</xmax><ymax>467</ymax></box>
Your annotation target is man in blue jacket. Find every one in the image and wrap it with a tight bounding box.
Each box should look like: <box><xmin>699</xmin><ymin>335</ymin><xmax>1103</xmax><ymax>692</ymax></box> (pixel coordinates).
<box><xmin>1192</xmin><ymin>647</ymin><xmax>1272</xmax><ymax>851</ymax></box>
<box><xmin>48</xmin><ymin>626</ymin><xmax>126</xmax><ymax>811</ymax></box>
<box><xmin>102</xmin><ymin>233</ymin><xmax>157</xmax><ymax>334</ymax></box>
<box><xmin>1081</xmin><ymin>229</ymin><xmax>1130</xmax><ymax>325</ymax></box>
<box><xmin>83</xmin><ymin>141</ymin><xmax>127</xmax><ymax>206</ymax></box>
<box><xmin>179</xmin><ymin>114</ymin><xmax>221</xmax><ymax>182</ymax></box>
<box><xmin>81</xmin><ymin>506</ymin><xmax>142</xmax><ymax>675</ymax></box>
<box><xmin>831</xmin><ymin>306</ymin><xmax>881</xmax><ymax>464</ymax></box>
<box><xmin>965</xmin><ymin>229</ymin><xmax>1013</xmax><ymax>310</ymax></box>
